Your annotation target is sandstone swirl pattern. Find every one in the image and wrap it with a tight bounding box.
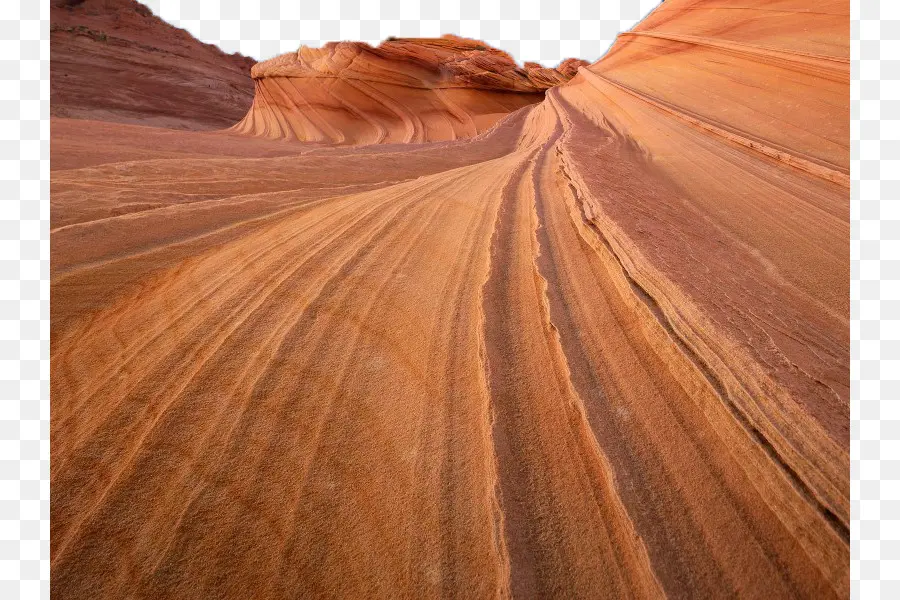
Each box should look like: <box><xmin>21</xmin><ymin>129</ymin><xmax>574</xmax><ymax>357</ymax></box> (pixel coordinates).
<box><xmin>51</xmin><ymin>0</ymin><xmax>849</xmax><ymax>598</ymax></box>
<box><xmin>230</xmin><ymin>35</ymin><xmax>587</xmax><ymax>144</ymax></box>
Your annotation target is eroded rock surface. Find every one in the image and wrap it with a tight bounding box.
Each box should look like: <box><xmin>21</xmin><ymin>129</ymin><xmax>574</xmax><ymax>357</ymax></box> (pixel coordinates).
<box><xmin>51</xmin><ymin>1</ymin><xmax>849</xmax><ymax>598</ymax></box>
<box><xmin>51</xmin><ymin>0</ymin><xmax>255</xmax><ymax>129</ymax></box>
<box><xmin>231</xmin><ymin>35</ymin><xmax>588</xmax><ymax>143</ymax></box>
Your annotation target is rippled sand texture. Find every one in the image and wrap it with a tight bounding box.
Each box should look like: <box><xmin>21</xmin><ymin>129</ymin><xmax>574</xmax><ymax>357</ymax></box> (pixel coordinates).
<box><xmin>52</xmin><ymin>0</ymin><xmax>849</xmax><ymax>598</ymax></box>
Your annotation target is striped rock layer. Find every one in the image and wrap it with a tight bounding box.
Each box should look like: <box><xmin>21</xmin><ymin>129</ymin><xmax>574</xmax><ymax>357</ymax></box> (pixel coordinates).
<box><xmin>51</xmin><ymin>1</ymin><xmax>849</xmax><ymax>598</ymax></box>
<box><xmin>230</xmin><ymin>35</ymin><xmax>588</xmax><ymax>144</ymax></box>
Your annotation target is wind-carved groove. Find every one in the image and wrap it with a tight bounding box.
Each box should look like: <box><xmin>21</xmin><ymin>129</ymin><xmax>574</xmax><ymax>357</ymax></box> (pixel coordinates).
<box><xmin>527</xmin><ymin>155</ymin><xmax>668</xmax><ymax>596</ymax></box>
<box><xmin>480</xmin><ymin>150</ymin><xmax>543</xmax><ymax>597</ymax></box>
<box><xmin>480</xmin><ymin>125</ymin><xmax>664</xmax><ymax>595</ymax></box>
<box><xmin>558</xmin><ymin>153</ymin><xmax>849</xmax><ymax>545</ymax></box>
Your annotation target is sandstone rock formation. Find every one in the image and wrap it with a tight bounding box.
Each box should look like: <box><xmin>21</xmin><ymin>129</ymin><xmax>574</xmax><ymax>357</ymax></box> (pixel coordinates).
<box><xmin>231</xmin><ymin>35</ymin><xmax>588</xmax><ymax>143</ymax></box>
<box><xmin>51</xmin><ymin>0</ymin><xmax>849</xmax><ymax>598</ymax></box>
<box><xmin>51</xmin><ymin>0</ymin><xmax>255</xmax><ymax>129</ymax></box>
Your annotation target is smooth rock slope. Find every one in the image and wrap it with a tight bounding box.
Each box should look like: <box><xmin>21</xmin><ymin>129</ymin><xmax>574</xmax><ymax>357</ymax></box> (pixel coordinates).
<box><xmin>51</xmin><ymin>0</ymin><xmax>256</xmax><ymax>129</ymax></box>
<box><xmin>51</xmin><ymin>0</ymin><xmax>849</xmax><ymax>598</ymax></box>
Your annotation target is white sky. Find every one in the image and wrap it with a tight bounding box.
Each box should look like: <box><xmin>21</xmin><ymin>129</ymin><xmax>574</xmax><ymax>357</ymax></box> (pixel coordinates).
<box><xmin>141</xmin><ymin>0</ymin><xmax>662</xmax><ymax>67</ymax></box>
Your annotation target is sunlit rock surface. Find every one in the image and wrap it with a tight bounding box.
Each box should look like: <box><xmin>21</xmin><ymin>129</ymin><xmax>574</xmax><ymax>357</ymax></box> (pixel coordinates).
<box><xmin>231</xmin><ymin>35</ymin><xmax>588</xmax><ymax>143</ymax></box>
<box><xmin>51</xmin><ymin>1</ymin><xmax>849</xmax><ymax>598</ymax></box>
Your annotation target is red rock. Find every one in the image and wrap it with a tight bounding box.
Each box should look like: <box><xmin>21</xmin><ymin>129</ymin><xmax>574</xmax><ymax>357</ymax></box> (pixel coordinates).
<box><xmin>232</xmin><ymin>35</ymin><xmax>585</xmax><ymax>143</ymax></box>
<box><xmin>51</xmin><ymin>1</ymin><xmax>849</xmax><ymax>598</ymax></box>
<box><xmin>51</xmin><ymin>0</ymin><xmax>255</xmax><ymax>129</ymax></box>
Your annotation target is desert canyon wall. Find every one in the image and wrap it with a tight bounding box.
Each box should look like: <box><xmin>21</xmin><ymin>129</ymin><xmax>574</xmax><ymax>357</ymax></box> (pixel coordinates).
<box><xmin>51</xmin><ymin>0</ymin><xmax>256</xmax><ymax>129</ymax></box>
<box><xmin>51</xmin><ymin>0</ymin><xmax>850</xmax><ymax>598</ymax></box>
<box><xmin>231</xmin><ymin>36</ymin><xmax>587</xmax><ymax>143</ymax></box>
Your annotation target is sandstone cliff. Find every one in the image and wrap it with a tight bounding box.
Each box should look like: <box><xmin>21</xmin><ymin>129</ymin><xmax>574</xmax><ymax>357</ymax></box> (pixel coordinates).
<box><xmin>51</xmin><ymin>0</ymin><xmax>255</xmax><ymax>129</ymax></box>
<box><xmin>231</xmin><ymin>35</ymin><xmax>588</xmax><ymax>143</ymax></box>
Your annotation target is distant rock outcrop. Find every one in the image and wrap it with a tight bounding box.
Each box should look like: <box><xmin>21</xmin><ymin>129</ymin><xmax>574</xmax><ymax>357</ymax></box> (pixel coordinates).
<box><xmin>51</xmin><ymin>0</ymin><xmax>255</xmax><ymax>129</ymax></box>
<box><xmin>231</xmin><ymin>35</ymin><xmax>588</xmax><ymax>144</ymax></box>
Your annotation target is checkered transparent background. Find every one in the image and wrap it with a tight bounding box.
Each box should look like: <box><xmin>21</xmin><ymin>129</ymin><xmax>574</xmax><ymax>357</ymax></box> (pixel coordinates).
<box><xmin>17</xmin><ymin>0</ymin><xmax>874</xmax><ymax>597</ymax></box>
<box><xmin>144</xmin><ymin>0</ymin><xmax>661</xmax><ymax>66</ymax></box>
<box><xmin>853</xmin><ymin>1</ymin><xmax>899</xmax><ymax>598</ymax></box>
<box><xmin>8</xmin><ymin>0</ymin><xmax>48</xmax><ymax>598</ymax></box>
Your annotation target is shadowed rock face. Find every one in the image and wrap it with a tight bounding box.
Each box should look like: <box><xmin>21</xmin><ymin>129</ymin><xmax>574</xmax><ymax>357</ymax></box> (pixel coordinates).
<box><xmin>52</xmin><ymin>1</ymin><xmax>849</xmax><ymax>598</ymax></box>
<box><xmin>231</xmin><ymin>35</ymin><xmax>589</xmax><ymax>144</ymax></box>
<box><xmin>50</xmin><ymin>0</ymin><xmax>256</xmax><ymax>129</ymax></box>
